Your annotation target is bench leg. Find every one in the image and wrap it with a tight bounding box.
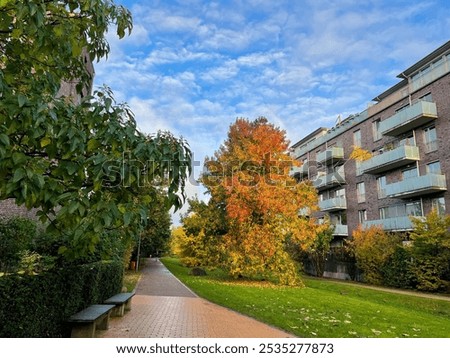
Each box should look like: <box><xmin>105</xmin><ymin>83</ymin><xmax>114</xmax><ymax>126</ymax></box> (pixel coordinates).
<box><xmin>124</xmin><ymin>299</ymin><xmax>132</xmax><ymax>311</ymax></box>
<box><xmin>111</xmin><ymin>305</ymin><xmax>125</xmax><ymax>317</ymax></box>
<box><xmin>97</xmin><ymin>312</ymin><xmax>111</xmax><ymax>330</ymax></box>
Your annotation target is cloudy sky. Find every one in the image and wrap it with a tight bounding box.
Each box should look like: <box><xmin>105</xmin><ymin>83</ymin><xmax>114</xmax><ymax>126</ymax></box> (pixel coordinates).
<box><xmin>94</xmin><ymin>0</ymin><xmax>449</xmax><ymax>219</ymax></box>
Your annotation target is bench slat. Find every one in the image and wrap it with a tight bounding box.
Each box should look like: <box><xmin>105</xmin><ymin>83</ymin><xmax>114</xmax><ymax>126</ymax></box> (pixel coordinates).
<box><xmin>104</xmin><ymin>292</ymin><xmax>135</xmax><ymax>304</ymax></box>
<box><xmin>68</xmin><ymin>304</ymin><xmax>115</xmax><ymax>323</ymax></box>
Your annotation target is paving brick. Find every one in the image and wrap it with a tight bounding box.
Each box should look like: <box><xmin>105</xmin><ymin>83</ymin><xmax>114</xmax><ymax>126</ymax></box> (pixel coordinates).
<box><xmin>99</xmin><ymin>259</ymin><xmax>294</xmax><ymax>338</ymax></box>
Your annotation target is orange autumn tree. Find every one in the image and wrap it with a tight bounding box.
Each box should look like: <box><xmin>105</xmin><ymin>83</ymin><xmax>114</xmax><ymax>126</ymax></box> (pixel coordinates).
<box><xmin>202</xmin><ymin>117</ymin><xmax>321</xmax><ymax>286</ymax></box>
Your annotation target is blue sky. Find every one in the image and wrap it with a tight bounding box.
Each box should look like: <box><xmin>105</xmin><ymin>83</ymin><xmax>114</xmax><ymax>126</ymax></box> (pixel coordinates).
<box><xmin>94</xmin><ymin>0</ymin><xmax>450</xmax><ymax>218</ymax></box>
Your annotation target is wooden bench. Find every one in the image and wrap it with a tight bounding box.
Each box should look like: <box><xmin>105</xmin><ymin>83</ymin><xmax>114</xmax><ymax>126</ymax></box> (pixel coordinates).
<box><xmin>67</xmin><ymin>304</ymin><xmax>115</xmax><ymax>338</ymax></box>
<box><xmin>104</xmin><ymin>292</ymin><xmax>135</xmax><ymax>317</ymax></box>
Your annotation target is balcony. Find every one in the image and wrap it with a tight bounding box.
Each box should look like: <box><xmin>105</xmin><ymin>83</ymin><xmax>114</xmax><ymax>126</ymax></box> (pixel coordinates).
<box><xmin>313</xmin><ymin>169</ymin><xmax>346</xmax><ymax>190</ymax></box>
<box><xmin>385</xmin><ymin>173</ymin><xmax>447</xmax><ymax>199</ymax></box>
<box><xmin>290</xmin><ymin>163</ymin><xmax>308</xmax><ymax>177</ymax></box>
<box><xmin>333</xmin><ymin>224</ymin><xmax>348</xmax><ymax>236</ymax></box>
<box><xmin>361</xmin><ymin>145</ymin><xmax>420</xmax><ymax>174</ymax></box>
<box><xmin>317</xmin><ymin>147</ymin><xmax>344</xmax><ymax>165</ymax></box>
<box><xmin>319</xmin><ymin>197</ymin><xmax>347</xmax><ymax>212</ymax></box>
<box><xmin>380</xmin><ymin>101</ymin><xmax>437</xmax><ymax>137</ymax></box>
<box><xmin>363</xmin><ymin>216</ymin><xmax>421</xmax><ymax>231</ymax></box>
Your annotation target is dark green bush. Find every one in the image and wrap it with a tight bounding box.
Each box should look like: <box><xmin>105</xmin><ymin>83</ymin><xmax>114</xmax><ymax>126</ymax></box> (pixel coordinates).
<box><xmin>382</xmin><ymin>246</ymin><xmax>415</xmax><ymax>289</ymax></box>
<box><xmin>0</xmin><ymin>217</ymin><xmax>37</xmax><ymax>272</ymax></box>
<box><xmin>0</xmin><ymin>260</ymin><xmax>123</xmax><ymax>337</ymax></box>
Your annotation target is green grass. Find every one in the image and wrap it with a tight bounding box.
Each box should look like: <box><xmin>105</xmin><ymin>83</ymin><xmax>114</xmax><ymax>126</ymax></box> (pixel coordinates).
<box><xmin>161</xmin><ymin>257</ymin><xmax>450</xmax><ymax>338</ymax></box>
<box><xmin>123</xmin><ymin>269</ymin><xmax>142</xmax><ymax>292</ymax></box>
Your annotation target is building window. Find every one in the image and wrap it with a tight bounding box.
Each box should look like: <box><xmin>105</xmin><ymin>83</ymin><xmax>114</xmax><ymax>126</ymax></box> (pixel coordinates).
<box><xmin>432</xmin><ymin>197</ymin><xmax>446</xmax><ymax>216</ymax></box>
<box><xmin>379</xmin><ymin>207</ymin><xmax>387</xmax><ymax>219</ymax></box>
<box><xmin>424</xmin><ymin>126</ymin><xmax>437</xmax><ymax>153</ymax></box>
<box><xmin>402</xmin><ymin>167</ymin><xmax>418</xmax><ymax>180</ymax></box>
<box><xmin>377</xmin><ymin>176</ymin><xmax>387</xmax><ymax>199</ymax></box>
<box><xmin>372</xmin><ymin>119</ymin><xmax>382</xmax><ymax>141</ymax></box>
<box><xmin>357</xmin><ymin>182</ymin><xmax>366</xmax><ymax>203</ymax></box>
<box><xmin>405</xmin><ymin>201</ymin><xmax>423</xmax><ymax>217</ymax></box>
<box><xmin>420</xmin><ymin>92</ymin><xmax>433</xmax><ymax>102</ymax></box>
<box><xmin>398</xmin><ymin>132</ymin><xmax>415</xmax><ymax>147</ymax></box>
<box><xmin>353</xmin><ymin>130</ymin><xmax>361</xmax><ymax>147</ymax></box>
<box><xmin>358</xmin><ymin>210</ymin><xmax>367</xmax><ymax>224</ymax></box>
<box><xmin>426</xmin><ymin>161</ymin><xmax>442</xmax><ymax>174</ymax></box>
<box><xmin>332</xmin><ymin>188</ymin><xmax>346</xmax><ymax>199</ymax></box>
<box><xmin>380</xmin><ymin>201</ymin><xmax>423</xmax><ymax>219</ymax></box>
<box><xmin>395</xmin><ymin>103</ymin><xmax>410</xmax><ymax>113</ymax></box>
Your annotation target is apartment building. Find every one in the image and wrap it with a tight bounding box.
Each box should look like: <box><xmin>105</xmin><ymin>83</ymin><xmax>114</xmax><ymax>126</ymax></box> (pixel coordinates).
<box><xmin>291</xmin><ymin>41</ymin><xmax>450</xmax><ymax>251</ymax></box>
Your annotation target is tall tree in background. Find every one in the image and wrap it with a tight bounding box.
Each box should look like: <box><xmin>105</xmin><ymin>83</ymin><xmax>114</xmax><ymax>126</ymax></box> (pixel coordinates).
<box><xmin>137</xmin><ymin>191</ymin><xmax>173</xmax><ymax>258</ymax></box>
<box><xmin>202</xmin><ymin>117</ymin><xmax>321</xmax><ymax>286</ymax></box>
<box><xmin>0</xmin><ymin>1</ymin><xmax>191</xmax><ymax>259</ymax></box>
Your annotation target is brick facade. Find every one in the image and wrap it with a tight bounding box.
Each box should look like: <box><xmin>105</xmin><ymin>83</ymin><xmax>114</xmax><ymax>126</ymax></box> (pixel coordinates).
<box><xmin>291</xmin><ymin>41</ymin><xmax>450</xmax><ymax>248</ymax></box>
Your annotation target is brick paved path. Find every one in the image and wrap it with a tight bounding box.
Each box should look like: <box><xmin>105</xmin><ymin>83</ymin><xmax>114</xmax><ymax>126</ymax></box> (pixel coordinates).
<box><xmin>99</xmin><ymin>259</ymin><xmax>294</xmax><ymax>338</ymax></box>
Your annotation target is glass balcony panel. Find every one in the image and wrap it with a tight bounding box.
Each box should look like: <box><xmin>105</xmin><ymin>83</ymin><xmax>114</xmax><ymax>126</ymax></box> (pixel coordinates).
<box><xmin>316</xmin><ymin>147</ymin><xmax>344</xmax><ymax>164</ymax></box>
<box><xmin>314</xmin><ymin>168</ymin><xmax>346</xmax><ymax>190</ymax></box>
<box><xmin>319</xmin><ymin>197</ymin><xmax>347</xmax><ymax>211</ymax></box>
<box><xmin>290</xmin><ymin>163</ymin><xmax>308</xmax><ymax>177</ymax></box>
<box><xmin>363</xmin><ymin>216</ymin><xmax>423</xmax><ymax>231</ymax></box>
<box><xmin>385</xmin><ymin>173</ymin><xmax>447</xmax><ymax>199</ymax></box>
<box><xmin>380</xmin><ymin>101</ymin><xmax>437</xmax><ymax>137</ymax></box>
<box><xmin>361</xmin><ymin>145</ymin><xmax>420</xmax><ymax>174</ymax></box>
<box><xmin>333</xmin><ymin>224</ymin><xmax>348</xmax><ymax>236</ymax></box>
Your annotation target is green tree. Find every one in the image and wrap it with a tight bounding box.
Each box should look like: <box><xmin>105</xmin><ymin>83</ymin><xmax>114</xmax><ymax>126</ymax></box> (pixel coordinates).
<box><xmin>137</xmin><ymin>191</ymin><xmax>173</xmax><ymax>258</ymax></box>
<box><xmin>178</xmin><ymin>196</ymin><xmax>227</xmax><ymax>267</ymax></box>
<box><xmin>0</xmin><ymin>1</ymin><xmax>192</xmax><ymax>259</ymax></box>
<box><xmin>410</xmin><ymin>211</ymin><xmax>450</xmax><ymax>291</ymax></box>
<box><xmin>305</xmin><ymin>222</ymin><xmax>334</xmax><ymax>277</ymax></box>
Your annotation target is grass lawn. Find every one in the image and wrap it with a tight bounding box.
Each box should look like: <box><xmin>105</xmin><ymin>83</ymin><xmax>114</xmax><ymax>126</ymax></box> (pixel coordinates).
<box><xmin>161</xmin><ymin>257</ymin><xmax>450</xmax><ymax>338</ymax></box>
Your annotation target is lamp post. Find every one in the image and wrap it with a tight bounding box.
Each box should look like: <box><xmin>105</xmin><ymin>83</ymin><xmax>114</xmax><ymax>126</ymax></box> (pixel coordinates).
<box><xmin>136</xmin><ymin>224</ymin><xmax>142</xmax><ymax>272</ymax></box>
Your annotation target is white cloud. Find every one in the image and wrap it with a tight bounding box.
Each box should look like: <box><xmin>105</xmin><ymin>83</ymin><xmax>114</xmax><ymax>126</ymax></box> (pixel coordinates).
<box><xmin>94</xmin><ymin>0</ymin><xmax>450</xmax><ymax>191</ymax></box>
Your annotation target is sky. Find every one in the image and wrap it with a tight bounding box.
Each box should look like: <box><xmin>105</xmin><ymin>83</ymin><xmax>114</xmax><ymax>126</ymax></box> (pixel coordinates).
<box><xmin>93</xmin><ymin>0</ymin><xmax>450</xmax><ymax>221</ymax></box>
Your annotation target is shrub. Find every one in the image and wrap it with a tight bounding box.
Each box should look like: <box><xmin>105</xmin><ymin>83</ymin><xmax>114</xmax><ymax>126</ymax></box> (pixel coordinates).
<box><xmin>409</xmin><ymin>211</ymin><xmax>450</xmax><ymax>292</ymax></box>
<box><xmin>351</xmin><ymin>225</ymin><xmax>401</xmax><ymax>285</ymax></box>
<box><xmin>0</xmin><ymin>217</ymin><xmax>37</xmax><ymax>272</ymax></box>
<box><xmin>0</xmin><ymin>260</ymin><xmax>123</xmax><ymax>337</ymax></box>
<box><xmin>381</xmin><ymin>245</ymin><xmax>415</xmax><ymax>289</ymax></box>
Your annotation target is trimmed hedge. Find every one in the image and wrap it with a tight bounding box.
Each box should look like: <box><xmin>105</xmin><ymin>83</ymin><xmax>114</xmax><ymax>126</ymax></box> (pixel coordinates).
<box><xmin>0</xmin><ymin>260</ymin><xmax>123</xmax><ymax>337</ymax></box>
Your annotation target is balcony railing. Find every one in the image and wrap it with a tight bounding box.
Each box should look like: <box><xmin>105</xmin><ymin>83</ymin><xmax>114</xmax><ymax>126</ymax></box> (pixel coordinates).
<box><xmin>380</xmin><ymin>101</ymin><xmax>437</xmax><ymax>137</ymax></box>
<box><xmin>289</xmin><ymin>163</ymin><xmax>308</xmax><ymax>177</ymax></box>
<box><xmin>316</xmin><ymin>147</ymin><xmax>344</xmax><ymax>165</ymax></box>
<box><xmin>385</xmin><ymin>173</ymin><xmax>447</xmax><ymax>199</ymax></box>
<box><xmin>319</xmin><ymin>197</ymin><xmax>347</xmax><ymax>212</ymax></box>
<box><xmin>363</xmin><ymin>216</ymin><xmax>422</xmax><ymax>231</ymax></box>
<box><xmin>313</xmin><ymin>168</ymin><xmax>346</xmax><ymax>190</ymax></box>
<box><xmin>333</xmin><ymin>224</ymin><xmax>348</xmax><ymax>236</ymax></box>
<box><xmin>361</xmin><ymin>145</ymin><xmax>420</xmax><ymax>175</ymax></box>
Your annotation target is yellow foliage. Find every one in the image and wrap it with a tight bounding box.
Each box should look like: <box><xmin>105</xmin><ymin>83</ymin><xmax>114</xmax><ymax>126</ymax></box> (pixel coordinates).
<box><xmin>351</xmin><ymin>225</ymin><xmax>400</xmax><ymax>285</ymax></box>
<box><xmin>349</xmin><ymin>145</ymin><xmax>372</xmax><ymax>162</ymax></box>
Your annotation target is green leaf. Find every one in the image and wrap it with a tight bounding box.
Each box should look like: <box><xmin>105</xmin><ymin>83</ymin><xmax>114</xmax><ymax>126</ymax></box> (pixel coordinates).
<box><xmin>13</xmin><ymin>168</ymin><xmax>26</xmax><ymax>183</ymax></box>
<box><xmin>18</xmin><ymin>94</ymin><xmax>27</xmax><ymax>108</ymax></box>
<box><xmin>124</xmin><ymin>211</ymin><xmax>132</xmax><ymax>226</ymax></box>
<box><xmin>87</xmin><ymin>138</ymin><xmax>99</xmax><ymax>152</ymax></box>
<box><xmin>12</xmin><ymin>152</ymin><xmax>27</xmax><ymax>165</ymax></box>
<box><xmin>40</xmin><ymin>137</ymin><xmax>51</xmax><ymax>148</ymax></box>
<box><xmin>0</xmin><ymin>133</ymin><xmax>10</xmax><ymax>146</ymax></box>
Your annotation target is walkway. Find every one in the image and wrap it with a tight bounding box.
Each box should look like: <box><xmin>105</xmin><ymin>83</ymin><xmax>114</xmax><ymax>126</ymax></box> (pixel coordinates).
<box><xmin>99</xmin><ymin>259</ymin><xmax>294</xmax><ymax>338</ymax></box>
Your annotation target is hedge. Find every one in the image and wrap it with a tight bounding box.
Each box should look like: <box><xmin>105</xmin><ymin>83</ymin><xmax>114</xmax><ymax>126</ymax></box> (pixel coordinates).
<box><xmin>0</xmin><ymin>260</ymin><xmax>123</xmax><ymax>337</ymax></box>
